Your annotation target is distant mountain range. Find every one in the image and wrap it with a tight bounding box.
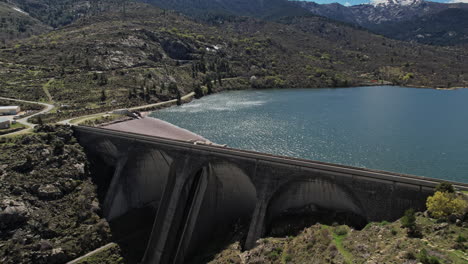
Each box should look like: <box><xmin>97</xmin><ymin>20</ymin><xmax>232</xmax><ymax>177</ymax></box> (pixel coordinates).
<box><xmin>142</xmin><ymin>0</ymin><xmax>310</xmax><ymax>19</ymax></box>
<box><xmin>0</xmin><ymin>0</ymin><xmax>467</xmax><ymax>46</ymax></box>
<box><xmin>295</xmin><ymin>0</ymin><xmax>467</xmax><ymax>26</ymax></box>
<box><xmin>294</xmin><ymin>0</ymin><xmax>468</xmax><ymax>45</ymax></box>
<box><xmin>143</xmin><ymin>0</ymin><xmax>468</xmax><ymax>45</ymax></box>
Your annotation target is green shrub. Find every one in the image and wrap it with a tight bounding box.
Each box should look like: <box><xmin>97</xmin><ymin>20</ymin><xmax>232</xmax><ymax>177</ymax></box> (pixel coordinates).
<box><xmin>267</xmin><ymin>248</ymin><xmax>282</xmax><ymax>260</ymax></box>
<box><xmin>456</xmin><ymin>235</ymin><xmax>467</xmax><ymax>243</ymax></box>
<box><xmin>281</xmin><ymin>252</ymin><xmax>292</xmax><ymax>263</ymax></box>
<box><xmin>404</xmin><ymin>251</ymin><xmax>416</xmax><ymax>260</ymax></box>
<box><xmin>426</xmin><ymin>191</ymin><xmax>467</xmax><ymax>219</ymax></box>
<box><xmin>401</xmin><ymin>209</ymin><xmax>416</xmax><ymax>229</ymax></box>
<box><xmin>334</xmin><ymin>226</ymin><xmax>348</xmax><ymax>236</ymax></box>
<box><xmin>401</xmin><ymin>208</ymin><xmax>421</xmax><ymax>237</ymax></box>
<box><xmin>435</xmin><ymin>182</ymin><xmax>455</xmax><ymax>193</ymax></box>
<box><xmin>53</xmin><ymin>139</ymin><xmax>65</xmax><ymax>155</ymax></box>
<box><xmin>379</xmin><ymin>221</ymin><xmax>389</xmax><ymax>226</ymax></box>
<box><xmin>417</xmin><ymin>249</ymin><xmax>440</xmax><ymax>264</ymax></box>
<box><xmin>401</xmin><ymin>73</ymin><xmax>414</xmax><ymax>81</ymax></box>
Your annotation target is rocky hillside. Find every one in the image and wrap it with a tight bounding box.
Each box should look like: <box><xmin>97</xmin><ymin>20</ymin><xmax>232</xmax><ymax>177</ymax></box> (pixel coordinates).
<box><xmin>207</xmin><ymin>213</ymin><xmax>468</xmax><ymax>264</ymax></box>
<box><xmin>0</xmin><ymin>0</ymin><xmax>133</xmax><ymax>43</ymax></box>
<box><xmin>4</xmin><ymin>0</ymin><xmax>128</xmax><ymax>28</ymax></box>
<box><xmin>0</xmin><ymin>1</ymin><xmax>50</xmax><ymax>44</ymax></box>
<box><xmin>0</xmin><ymin>125</ymin><xmax>111</xmax><ymax>264</ymax></box>
<box><xmin>372</xmin><ymin>8</ymin><xmax>468</xmax><ymax>46</ymax></box>
<box><xmin>0</xmin><ymin>2</ymin><xmax>467</xmax><ymax>123</ymax></box>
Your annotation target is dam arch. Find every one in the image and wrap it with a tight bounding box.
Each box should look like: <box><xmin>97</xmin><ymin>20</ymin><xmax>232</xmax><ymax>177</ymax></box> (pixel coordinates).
<box><xmin>104</xmin><ymin>147</ymin><xmax>173</xmax><ymax>220</ymax></box>
<box><xmin>145</xmin><ymin>160</ymin><xmax>258</xmax><ymax>264</ymax></box>
<box><xmin>265</xmin><ymin>178</ymin><xmax>368</xmax><ymax>236</ymax></box>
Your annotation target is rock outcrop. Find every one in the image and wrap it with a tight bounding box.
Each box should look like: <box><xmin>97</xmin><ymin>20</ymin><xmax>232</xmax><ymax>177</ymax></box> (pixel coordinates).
<box><xmin>0</xmin><ymin>125</ymin><xmax>111</xmax><ymax>264</ymax></box>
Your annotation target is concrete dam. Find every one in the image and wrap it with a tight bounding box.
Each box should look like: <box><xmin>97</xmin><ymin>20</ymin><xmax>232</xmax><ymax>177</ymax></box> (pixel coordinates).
<box><xmin>73</xmin><ymin>126</ymin><xmax>468</xmax><ymax>264</ymax></box>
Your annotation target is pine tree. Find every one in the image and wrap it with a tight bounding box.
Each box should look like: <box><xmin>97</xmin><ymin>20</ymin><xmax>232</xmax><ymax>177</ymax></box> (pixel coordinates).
<box><xmin>100</xmin><ymin>89</ymin><xmax>107</xmax><ymax>102</ymax></box>
<box><xmin>85</xmin><ymin>58</ymin><xmax>90</xmax><ymax>70</ymax></box>
<box><xmin>194</xmin><ymin>83</ymin><xmax>203</xmax><ymax>99</ymax></box>
<box><xmin>98</xmin><ymin>74</ymin><xmax>108</xmax><ymax>86</ymax></box>
<box><xmin>37</xmin><ymin>116</ymin><xmax>43</xmax><ymax>126</ymax></box>
<box><xmin>206</xmin><ymin>77</ymin><xmax>213</xmax><ymax>94</ymax></box>
<box><xmin>401</xmin><ymin>208</ymin><xmax>420</xmax><ymax>237</ymax></box>
<box><xmin>168</xmin><ymin>82</ymin><xmax>178</xmax><ymax>94</ymax></box>
<box><xmin>176</xmin><ymin>91</ymin><xmax>182</xmax><ymax>106</ymax></box>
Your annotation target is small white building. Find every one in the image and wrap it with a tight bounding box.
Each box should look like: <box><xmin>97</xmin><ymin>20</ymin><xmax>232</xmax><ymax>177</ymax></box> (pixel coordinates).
<box><xmin>0</xmin><ymin>106</ymin><xmax>21</xmax><ymax>115</ymax></box>
<box><xmin>0</xmin><ymin>117</ymin><xmax>10</xmax><ymax>129</ymax></box>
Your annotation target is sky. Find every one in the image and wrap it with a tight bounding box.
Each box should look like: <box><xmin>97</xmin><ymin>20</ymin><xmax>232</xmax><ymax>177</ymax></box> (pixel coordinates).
<box><xmin>296</xmin><ymin>0</ymin><xmax>468</xmax><ymax>6</ymax></box>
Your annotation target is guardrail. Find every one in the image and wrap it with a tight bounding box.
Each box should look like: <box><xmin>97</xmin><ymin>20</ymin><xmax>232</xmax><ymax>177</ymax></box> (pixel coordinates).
<box><xmin>74</xmin><ymin>125</ymin><xmax>468</xmax><ymax>191</ymax></box>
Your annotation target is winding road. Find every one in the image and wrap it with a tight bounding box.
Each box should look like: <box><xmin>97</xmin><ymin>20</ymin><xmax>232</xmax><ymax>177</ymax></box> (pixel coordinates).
<box><xmin>58</xmin><ymin>92</ymin><xmax>195</xmax><ymax>125</ymax></box>
<box><xmin>0</xmin><ymin>97</ymin><xmax>55</xmax><ymax>136</ymax></box>
<box><xmin>1</xmin><ymin>92</ymin><xmax>195</xmax><ymax>136</ymax></box>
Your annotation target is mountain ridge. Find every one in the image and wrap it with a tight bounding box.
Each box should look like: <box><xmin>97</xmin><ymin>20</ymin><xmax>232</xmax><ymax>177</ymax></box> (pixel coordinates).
<box><xmin>294</xmin><ymin>0</ymin><xmax>468</xmax><ymax>45</ymax></box>
<box><xmin>142</xmin><ymin>0</ymin><xmax>311</xmax><ymax>19</ymax></box>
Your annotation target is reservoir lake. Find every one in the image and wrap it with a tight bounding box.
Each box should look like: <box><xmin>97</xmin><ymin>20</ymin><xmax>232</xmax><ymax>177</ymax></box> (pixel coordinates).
<box><xmin>150</xmin><ymin>86</ymin><xmax>468</xmax><ymax>183</ymax></box>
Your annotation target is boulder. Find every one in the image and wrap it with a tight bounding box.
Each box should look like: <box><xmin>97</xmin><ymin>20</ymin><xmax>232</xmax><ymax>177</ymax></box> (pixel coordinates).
<box><xmin>60</xmin><ymin>180</ymin><xmax>78</xmax><ymax>194</ymax></box>
<box><xmin>0</xmin><ymin>199</ymin><xmax>29</xmax><ymax>229</ymax></box>
<box><xmin>48</xmin><ymin>247</ymin><xmax>67</xmax><ymax>264</ymax></box>
<box><xmin>91</xmin><ymin>199</ymin><xmax>101</xmax><ymax>213</ymax></box>
<box><xmin>41</xmin><ymin>148</ymin><xmax>51</xmax><ymax>157</ymax></box>
<box><xmin>37</xmin><ymin>184</ymin><xmax>63</xmax><ymax>200</ymax></box>
<box><xmin>40</xmin><ymin>239</ymin><xmax>53</xmax><ymax>251</ymax></box>
<box><xmin>73</xmin><ymin>163</ymin><xmax>85</xmax><ymax>176</ymax></box>
<box><xmin>0</xmin><ymin>164</ymin><xmax>7</xmax><ymax>177</ymax></box>
<box><xmin>433</xmin><ymin>223</ymin><xmax>449</xmax><ymax>231</ymax></box>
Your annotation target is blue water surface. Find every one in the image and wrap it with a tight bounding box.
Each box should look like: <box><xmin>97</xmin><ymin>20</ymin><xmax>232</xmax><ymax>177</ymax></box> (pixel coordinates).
<box><xmin>150</xmin><ymin>86</ymin><xmax>468</xmax><ymax>183</ymax></box>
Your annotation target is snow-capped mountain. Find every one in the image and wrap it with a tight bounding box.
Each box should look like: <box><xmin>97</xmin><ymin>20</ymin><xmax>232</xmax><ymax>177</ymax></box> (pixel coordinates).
<box><xmin>296</xmin><ymin>0</ymin><xmax>468</xmax><ymax>25</ymax></box>
<box><xmin>295</xmin><ymin>0</ymin><xmax>467</xmax><ymax>26</ymax></box>
<box><xmin>370</xmin><ymin>0</ymin><xmax>424</xmax><ymax>7</ymax></box>
<box><xmin>294</xmin><ymin>0</ymin><xmax>468</xmax><ymax>45</ymax></box>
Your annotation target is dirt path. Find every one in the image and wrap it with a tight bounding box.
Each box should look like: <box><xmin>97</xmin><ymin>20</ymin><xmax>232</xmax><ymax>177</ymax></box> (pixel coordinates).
<box><xmin>66</xmin><ymin>243</ymin><xmax>117</xmax><ymax>264</ymax></box>
<box><xmin>42</xmin><ymin>78</ymin><xmax>54</xmax><ymax>102</ymax></box>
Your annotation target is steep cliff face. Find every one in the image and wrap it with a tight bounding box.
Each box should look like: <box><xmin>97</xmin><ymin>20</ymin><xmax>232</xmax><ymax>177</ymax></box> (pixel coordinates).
<box><xmin>0</xmin><ymin>126</ymin><xmax>111</xmax><ymax>264</ymax></box>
